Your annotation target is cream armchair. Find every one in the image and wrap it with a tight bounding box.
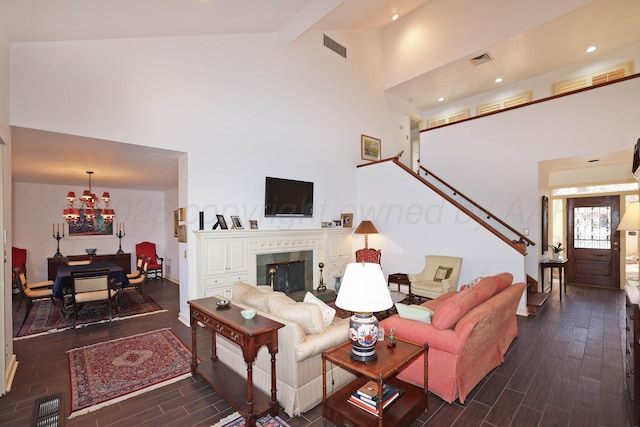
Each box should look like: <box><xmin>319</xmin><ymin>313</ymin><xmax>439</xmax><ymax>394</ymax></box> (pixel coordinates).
<box><xmin>408</xmin><ymin>255</ymin><xmax>463</xmax><ymax>301</ymax></box>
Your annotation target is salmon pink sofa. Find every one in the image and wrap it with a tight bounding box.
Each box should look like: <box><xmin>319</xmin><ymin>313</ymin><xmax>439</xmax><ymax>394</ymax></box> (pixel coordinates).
<box><xmin>380</xmin><ymin>272</ymin><xmax>526</xmax><ymax>404</ymax></box>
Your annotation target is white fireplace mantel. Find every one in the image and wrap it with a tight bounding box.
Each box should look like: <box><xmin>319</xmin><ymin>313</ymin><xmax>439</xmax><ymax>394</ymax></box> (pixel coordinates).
<box><xmin>194</xmin><ymin>228</ymin><xmax>352</xmax><ymax>299</ymax></box>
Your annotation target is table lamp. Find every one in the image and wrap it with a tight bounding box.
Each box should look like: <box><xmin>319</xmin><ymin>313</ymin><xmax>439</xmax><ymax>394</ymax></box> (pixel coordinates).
<box><xmin>353</xmin><ymin>220</ymin><xmax>379</xmax><ymax>249</ymax></box>
<box><xmin>335</xmin><ymin>262</ymin><xmax>393</xmax><ymax>362</ymax></box>
<box><xmin>618</xmin><ymin>201</ymin><xmax>640</xmax><ymax>231</ymax></box>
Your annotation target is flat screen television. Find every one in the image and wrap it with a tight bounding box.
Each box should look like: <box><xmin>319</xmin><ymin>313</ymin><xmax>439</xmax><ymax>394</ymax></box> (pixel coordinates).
<box><xmin>264</xmin><ymin>177</ymin><xmax>314</xmax><ymax>217</ymax></box>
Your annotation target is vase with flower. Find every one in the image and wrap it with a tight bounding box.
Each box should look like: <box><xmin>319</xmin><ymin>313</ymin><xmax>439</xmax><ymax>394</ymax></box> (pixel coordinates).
<box><xmin>548</xmin><ymin>243</ymin><xmax>564</xmax><ymax>260</ymax></box>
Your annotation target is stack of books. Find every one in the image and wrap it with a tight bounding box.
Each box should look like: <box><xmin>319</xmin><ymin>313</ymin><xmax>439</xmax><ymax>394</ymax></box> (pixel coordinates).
<box><xmin>348</xmin><ymin>380</ymin><xmax>403</xmax><ymax>415</ymax></box>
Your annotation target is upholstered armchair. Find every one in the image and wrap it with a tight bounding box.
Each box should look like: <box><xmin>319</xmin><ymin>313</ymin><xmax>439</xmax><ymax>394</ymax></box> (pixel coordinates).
<box><xmin>136</xmin><ymin>242</ymin><xmax>163</xmax><ymax>279</ymax></box>
<box><xmin>355</xmin><ymin>248</ymin><xmax>382</xmax><ymax>264</ymax></box>
<box><xmin>408</xmin><ymin>255</ymin><xmax>463</xmax><ymax>301</ymax></box>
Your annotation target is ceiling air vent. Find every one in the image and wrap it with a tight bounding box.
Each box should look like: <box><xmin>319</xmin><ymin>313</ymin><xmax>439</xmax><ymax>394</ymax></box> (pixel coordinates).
<box><xmin>323</xmin><ymin>34</ymin><xmax>347</xmax><ymax>59</ymax></box>
<box><xmin>469</xmin><ymin>52</ymin><xmax>493</xmax><ymax>66</ymax></box>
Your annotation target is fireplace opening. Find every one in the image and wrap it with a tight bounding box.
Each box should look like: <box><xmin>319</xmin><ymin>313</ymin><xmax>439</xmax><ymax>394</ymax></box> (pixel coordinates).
<box><xmin>256</xmin><ymin>250</ymin><xmax>313</xmax><ymax>293</ymax></box>
<box><xmin>267</xmin><ymin>260</ymin><xmax>305</xmax><ymax>294</ymax></box>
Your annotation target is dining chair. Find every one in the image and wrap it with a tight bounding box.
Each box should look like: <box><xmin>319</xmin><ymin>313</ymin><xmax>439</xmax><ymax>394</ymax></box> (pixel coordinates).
<box><xmin>69</xmin><ymin>268</ymin><xmax>118</xmax><ymax>328</ymax></box>
<box><xmin>128</xmin><ymin>258</ymin><xmax>150</xmax><ymax>298</ymax></box>
<box><xmin>11</xmin><ymin>246</ymin><xmax>28</xmax><ymax>295</ymax></box>
<box><xmin>126</xmin><ymin>255</ymin><xmax>146</xmax><ymax>280</ymax></box>
<box><xmin>67</xmin><ymin>254</ymin><xmax>93</xmax><ymax>266</ymax></box>
<box><xmin>13</xmin><ymin>268</ymin><xmax>54</xmax><ymax>324</ymax></box>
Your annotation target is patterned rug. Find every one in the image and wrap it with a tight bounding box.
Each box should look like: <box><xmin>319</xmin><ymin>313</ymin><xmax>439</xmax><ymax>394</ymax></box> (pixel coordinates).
<box><xmin>16</xmin><ymin>289</ymin><xmax>166</xmax><ymax>338</ymax></box>
<box><xmin>68</xmin><ymin>328</ymin><xmax>192</xmax><ymax>418</ymax></box>
<box><xmin>212</xmin><ymin>412</ymin><xmax>292</xmax><ymax>427</ymax></box>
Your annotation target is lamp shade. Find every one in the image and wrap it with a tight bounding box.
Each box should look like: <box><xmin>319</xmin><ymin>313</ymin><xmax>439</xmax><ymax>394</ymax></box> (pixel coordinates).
<box><xmin>353</xmin><ymin>220</ymin><xmax>379</xmax><ymax>235</ymax></box>
<box><xmin>335</xmin><ymin>262</ymin><xmax>393</xmax><ymax>312</ymax></box>
<box><xmin>618</xmin><ymin>201</ymin><xmax>640</xmax><ymax>231</ymax></box>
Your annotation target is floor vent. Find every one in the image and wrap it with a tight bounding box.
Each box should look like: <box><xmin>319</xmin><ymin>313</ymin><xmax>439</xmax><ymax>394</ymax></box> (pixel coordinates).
<box><xmin>323</xmin><ymin>34</ymin><xmax>347</xmax><ymax>58</ymax></box>
<box><xmin>32</xmin><ymin>393</ymin><xmax>64</xmax><ymax>427</ymax></box>
<box><xmin>469</xmin><ymin>52</ymin><xmax>493</xmax><ymax>66</ymax></box>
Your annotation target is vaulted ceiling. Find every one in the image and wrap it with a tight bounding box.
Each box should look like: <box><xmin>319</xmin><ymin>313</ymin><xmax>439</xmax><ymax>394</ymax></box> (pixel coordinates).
<box><xmin>2</xmin><ymin>0</ymin><xmax>638</xmax><ymax>190</ymax></box>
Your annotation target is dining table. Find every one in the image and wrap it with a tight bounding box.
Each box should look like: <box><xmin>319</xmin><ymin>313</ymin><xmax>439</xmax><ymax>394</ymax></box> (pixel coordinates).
<box><xmin>53</xmin><ymin>261</ymin><xmax>130</xmax><ymax>299</ymax></box>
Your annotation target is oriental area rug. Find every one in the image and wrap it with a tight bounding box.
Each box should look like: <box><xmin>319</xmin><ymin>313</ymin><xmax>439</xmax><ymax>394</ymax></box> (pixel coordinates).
<box><xmin>212</xmin><ymin>412</ymin><xmax>292</xmax><ymax>427</ymax></box>
<box><xmin>67</xmin><ymin>328</ymin><xmax>192</xmax><ymax>418</ymax></box>
<box><xmin>16</xmin><ymin>289</ymin><xmax>165</xmax><ymax>338</ymax></box>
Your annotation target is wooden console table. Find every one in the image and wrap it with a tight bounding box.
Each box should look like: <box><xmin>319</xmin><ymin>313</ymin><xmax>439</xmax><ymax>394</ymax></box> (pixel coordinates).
<box><xmin>322</xmin><ymin>338</ymin><xmax>428</xmax><ymax>427</ymax></box>
<box><xmin>47</xmin><ymin>253</ymin><xmax>131</xmax><ymax>280</ymax></box>
<box><xmin>188</xmin><ymin>296</ymin><xmax>284</xmax><ymax>427</ymax></box>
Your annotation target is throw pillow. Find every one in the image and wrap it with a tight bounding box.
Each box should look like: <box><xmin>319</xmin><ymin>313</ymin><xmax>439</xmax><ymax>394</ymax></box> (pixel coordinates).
<box><xmin>395</xmin><ymin>303</ymin><xmax>432</xmax><ymax>324</ymax></box>
<box><xmin>303</xmin><ymin>292</ymin><xmax>336</xmax><ymax>326</ymax></box>
<box><xmin>433</xmin><ymin>266</ymin><xmax>453</xmax><ymax>282</ymax></box>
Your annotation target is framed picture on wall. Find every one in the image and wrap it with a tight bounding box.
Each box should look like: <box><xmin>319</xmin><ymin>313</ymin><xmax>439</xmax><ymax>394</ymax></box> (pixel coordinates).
<box><xmin>173</xmin><ymin>210</ymin><xmax>179</xmax><ymax>237</ymax></box>
<box><xmin>177</xmin><ymin>225</ymin><xmax>187</xmax><ymax>243</ymax></box>
<box><xmin>361</xmin><ymin>134</ymin><xmax>381</xmax><ymax>161</ymax></box>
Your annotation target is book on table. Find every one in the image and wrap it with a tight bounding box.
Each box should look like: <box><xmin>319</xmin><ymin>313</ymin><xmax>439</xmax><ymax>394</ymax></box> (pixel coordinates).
<box><xmin>348</xmin><ymin>383</ymin><xmax>403</xmax><ymax>415</ymax></box>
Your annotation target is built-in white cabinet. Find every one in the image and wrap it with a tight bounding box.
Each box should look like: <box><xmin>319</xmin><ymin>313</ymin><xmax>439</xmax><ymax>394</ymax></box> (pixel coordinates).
<box><xmin>197</xmin><ymin>235</ymin><xmax>248</xmax><ymax>299</ymax></box>
<box><xmin>195</xmin><ymin>228</ymin><xmax>352</xmax><ymax>298</ymax></box>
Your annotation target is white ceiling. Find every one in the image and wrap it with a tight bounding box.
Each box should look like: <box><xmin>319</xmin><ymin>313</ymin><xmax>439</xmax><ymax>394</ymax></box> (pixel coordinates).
<box><xmin>2</xmin><ymin>0</ymin><xmax>639</xmax><ymax>190</ymax></box>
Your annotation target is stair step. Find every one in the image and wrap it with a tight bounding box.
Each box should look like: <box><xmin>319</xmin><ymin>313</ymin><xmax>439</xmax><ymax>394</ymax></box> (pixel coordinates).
<box><xmin>527</xmin><ymin>291</ymin><xmax>550</xmax><ymax>315</ymax></box>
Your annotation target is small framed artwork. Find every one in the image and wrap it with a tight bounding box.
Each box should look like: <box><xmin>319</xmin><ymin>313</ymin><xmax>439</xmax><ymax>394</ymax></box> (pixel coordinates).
<box><xmin>249</xmin><ymin>220</ymin><xmax>258</xmax><ymax>230</ymax></box>
<box><xmin>361</xmin><ymin>134</ymin><xmax>381</xmax><ymax>161</ymax></box>
<box><xmin>178</xmin><ymin>207</ymin><xmax>186</xmax><ymax>221</ymax></box>
<box><xmin>333</xmin><ymin>219</ymin><xmax>342</xmax><ymax>227</ymax></box>
<box><xmin>231</xmin><ymin>215</ymin><xmax>244</xmax><ymax>230</ymax></box>
<box><xmin>213</xmin><ymin>214</ymin><xmax>228</xmax><ymax>230</ymax></box>
<box><xmin>173</xmin><ymin>210</ymin><xmax>179</xmax><ymax>237</ymax></box>
<box><xmin>341</xmin><ymin>213</ymin><xmax>354</xmax><ymax>228</ymax></box>
<box><xmin>177</xmin><ymin>225</ymin><xmax>187</xmax><ymax>243</ymax></box>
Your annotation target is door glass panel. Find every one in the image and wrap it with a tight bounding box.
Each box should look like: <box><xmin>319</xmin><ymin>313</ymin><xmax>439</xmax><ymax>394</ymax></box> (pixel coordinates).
<box><xmin>573</xmin><ymin>206</ymin><xmax>611</xmax><ymax>249</ymax></box>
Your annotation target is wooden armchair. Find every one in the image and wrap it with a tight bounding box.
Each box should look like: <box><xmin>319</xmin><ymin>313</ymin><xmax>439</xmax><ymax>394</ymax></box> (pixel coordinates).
<box><xmin>408</xmin><ymin>255</ymin><xmax>463</xmax><ymax>301</ymax></box>
<box><xmin>136</xmin><ymin>242</ymin><xmax>163</xmax><ymax>279</ymax></box>
<box><xmin>128</xmin><ymin>257</ymin><xmax>150</xmax><ymax>298</ymax></box>
<box><xmin>13</xmin><ymin>268</ymin><xmax>54</xmax><ymax>324</ymax></box>
<box><xmin>70</xmin><ymin>268</ymin><xmax>118</xmax><ymax>328</ymax></box>
<box><xmin>127</xmin><ymin>255</ymin><xmax>147</xmax><ymax>280</ymax></box>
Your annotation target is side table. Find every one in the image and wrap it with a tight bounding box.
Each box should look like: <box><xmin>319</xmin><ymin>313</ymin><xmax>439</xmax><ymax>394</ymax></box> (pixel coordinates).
<box><xmin>388</xmin><ymin>272</ymin><xmax>411</xmax><ymax>301</ymax></box>
<box><xmin>188</xmin><ymin>296</ymin><xmax>284</xmax><ymax>427</ymax></box>
<box><xmin>539</xmin><ymin>258</ymin><xmax>568</xmax><ymax>301</ymax></box>
<box><xmin>322</xmin><ymin>338</ymin><xmax>428</xmax><ymax>427</ymax></box>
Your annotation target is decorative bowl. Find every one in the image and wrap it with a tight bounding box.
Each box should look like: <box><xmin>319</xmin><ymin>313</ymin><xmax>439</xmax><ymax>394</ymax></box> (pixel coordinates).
<box><xmin>216</xmin><ymin>300</ymin><xmax>231</xmax><ymax>308</ymax></box>
<box><xmin>85</xmin><ymin>248</ymin><xmax>97</xmax><ymax>255</ymax></box>
<box><xmin>241</xmin><ymin>309</ymin><xmax>257</xmax><ymax>320</ymax></box>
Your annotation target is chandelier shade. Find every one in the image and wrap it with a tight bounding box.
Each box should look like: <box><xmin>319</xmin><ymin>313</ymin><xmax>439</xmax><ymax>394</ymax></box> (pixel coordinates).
<box><xmin>63</xmin><ymin>171</ymin><xmax>115</xmax><ymax>229</ymax></box>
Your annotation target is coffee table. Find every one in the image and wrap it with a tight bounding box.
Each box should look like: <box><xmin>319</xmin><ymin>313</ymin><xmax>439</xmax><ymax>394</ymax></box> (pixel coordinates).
<box><xmin>322</xmin><ymin>338</ymin><xmax>428</xmax><ymax>427</ymax></box>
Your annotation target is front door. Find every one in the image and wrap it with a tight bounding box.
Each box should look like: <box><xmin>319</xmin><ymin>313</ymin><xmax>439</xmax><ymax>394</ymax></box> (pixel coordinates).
<box><xmin>566</xmin><ymin>195</ymin><xmax>620</xmax><ymax>289</ymax></box>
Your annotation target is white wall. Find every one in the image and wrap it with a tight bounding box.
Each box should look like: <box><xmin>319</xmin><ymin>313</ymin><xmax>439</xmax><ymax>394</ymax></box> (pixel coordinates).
<box><xmin>13</xmin><ymin>182</ymin><xmax>167</xmax><ymax>282</ymax></box>
<box><xmin>420</xmin><ymin>76</ymin><xmax>640</xmax><ymax>281</ymax></box>
<box><xmin>356</xmin><ymin>161</ymin><xmax>527</xmax><ymax>313</ymax></box>
<box><xmin>9</xmin><ymin>29</ymin><xmax>396</xmax><ymax>320</ymax></box>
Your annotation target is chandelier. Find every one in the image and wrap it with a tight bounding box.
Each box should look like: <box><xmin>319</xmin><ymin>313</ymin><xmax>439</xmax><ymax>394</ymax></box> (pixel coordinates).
<box><xmin>63</xmin><ymin>171</ymin><xmax>115</xmax><ymax>224</ymax></box>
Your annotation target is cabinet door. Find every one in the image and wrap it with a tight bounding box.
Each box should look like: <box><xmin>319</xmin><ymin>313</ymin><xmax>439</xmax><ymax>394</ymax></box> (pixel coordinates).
<box><xmin>328</xmin><ymin>232</ymin><xmax>351</xmax><ymax>259</ymax></box>
<box><xmin>203</xmin><ymin>238</ymin><xmax>226</xmax><ymax>275</ymax></box>
<box><xmin>227</xmin><ymin>239</ymin><xmax>247</xmax><ymax>272</ymax></box>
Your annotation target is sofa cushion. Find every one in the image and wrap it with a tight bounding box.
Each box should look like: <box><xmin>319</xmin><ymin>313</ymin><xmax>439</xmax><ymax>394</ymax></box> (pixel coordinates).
<box><xmin>433</xmin><ymin>266</ymin><xmax>453</xmax><ymax>282</ymax></box>
<box><xmin>303</xmin><ymin>292</ymin><xmax>336</xmax><ymax>326</ymax></box>
<box><xmin>431</xmin><ymin>288</ymin><xmax>478</xmax><ymax>330</ymax></box>
<box><xmin>232</xmin><ymin>282</ymin><xmax>273</xmax><ymax>312</ymax></box>
<box><xmin>268</xmin><ymin>293</ymin><xmax>326</xmax><ymax>335</ymax></box>
<box><xmin>395</xmin><ymin>303</ymin><xmax>433</xmax><ymax>323</ymax></box>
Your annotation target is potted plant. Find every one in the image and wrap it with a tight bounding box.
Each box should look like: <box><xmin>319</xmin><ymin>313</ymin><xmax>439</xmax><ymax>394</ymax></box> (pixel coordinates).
<box><xmin>548</xmin><ymin>243</ymin><xmax>564</xmax><ymax>260</ymax></box>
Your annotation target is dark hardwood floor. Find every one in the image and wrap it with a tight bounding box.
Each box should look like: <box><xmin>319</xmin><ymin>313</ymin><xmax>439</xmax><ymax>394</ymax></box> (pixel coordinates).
<box><xmin>0</xmin><ymin>278</ymin><xmax>632</xmax><ymax>427</ymax></box>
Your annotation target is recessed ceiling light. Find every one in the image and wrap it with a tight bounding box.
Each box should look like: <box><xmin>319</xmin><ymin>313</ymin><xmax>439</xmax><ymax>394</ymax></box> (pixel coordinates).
<box><xmin>586</xmin><ymin>46</ymin><xmax>597</xmax><ymax>53</ymax></box>
<box><xmin>495</xmin><ymin>77</ymin><xmax>503</xmax><ymax>83</ymax></box>
<box><xmin>392</xmin><ymin>13</ymin><xmax>399</xmax><ymax>21</ymax></box>
<box><xmin>438</xmin><ymin>97</ymin><xmax>445</xmax><ymax>102</ymax></box>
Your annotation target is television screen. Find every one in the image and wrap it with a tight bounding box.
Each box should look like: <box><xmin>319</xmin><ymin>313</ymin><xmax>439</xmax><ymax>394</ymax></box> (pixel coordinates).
<box><xmin>264</xmin><ymin>177</ymin><xmax>314</xmax><ymax>217</ymax></box>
